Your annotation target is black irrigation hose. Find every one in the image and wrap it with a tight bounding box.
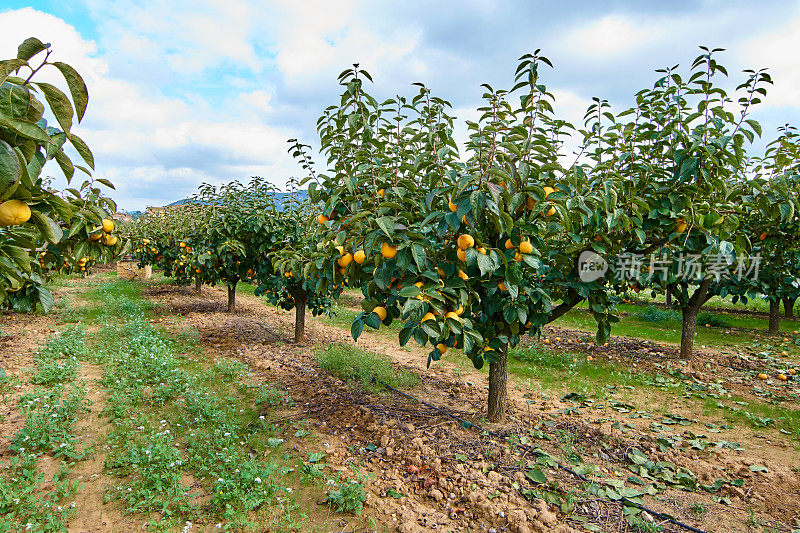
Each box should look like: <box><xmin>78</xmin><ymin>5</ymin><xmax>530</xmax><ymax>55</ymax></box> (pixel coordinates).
<box><xmin>372</xmin><ymin>377</ymin><xmax>710</xmax><ymax>533</ymax></box>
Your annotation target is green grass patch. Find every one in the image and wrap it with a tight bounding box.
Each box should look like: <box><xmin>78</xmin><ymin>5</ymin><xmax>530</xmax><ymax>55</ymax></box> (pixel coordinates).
<box><xmin>317</xmin><ymin>343</ymin><xmax>419</xmax><ymax>392</ymax></box>
<box><xmin>1</xmin><ymin>325</ymin><xmax>88</xmax><ymax>530</ymax></box>
<box><xmin>696</xmin><ymin>312</ymin><xmax>732</xmax><ymax>328</ymax></box>
<box><xmin>703</xmin><ymin>396</ymin><xmax>800</xmax><ymax>440</ymax></box>
<box><xmin>79</xmin><ymin>279</ymin><xmax>316</xmax><ymax>529</ymax></box>
<box><xmin>508</xmin><ymin>343</ymin><xmax>660</xmax><ymax>399</ymax></box>
<box><xmin>557</xmin><ymin>302</ymin><xmax>798</xmax><ymax>351</ymax></box>
<box><xmin>633</xmin><ymin>306</ymin><xmax>680</xmax><ymax>324</ymax></box>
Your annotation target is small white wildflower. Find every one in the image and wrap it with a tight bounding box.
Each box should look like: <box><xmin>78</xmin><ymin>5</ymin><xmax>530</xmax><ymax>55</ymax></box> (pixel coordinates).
<box><xmin>254</xmin><ymin>477</ymin><xmax>261</xmax><ymax>483</ymax></box>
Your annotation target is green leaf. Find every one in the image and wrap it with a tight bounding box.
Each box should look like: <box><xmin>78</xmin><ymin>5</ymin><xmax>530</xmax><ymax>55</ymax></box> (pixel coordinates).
<box><xmin>399</xmin><ymin>325</ymin><xmax>414</xmax><ymax>347</ymax></box>
<box><xmin>375</xmin><ymin>216</ymin><xmax>394</xmax><ymax>238</ymax></box>
<box><xmin>364</xmin><ymin>312</ymin><xmax>381</xmax><ymax>329</ymax></box>
<box><xmin>51</xmin><ymin>61</ymin><xmax>88</xmax><ymax>121</ymax></box>
<box><xmin>35</xmin><ymin>82</ymin><xmax>73</xmax><ymax>133</ymax></box>
<box><xmin>36</xmin><ymin>287</ymin><xmax>54</xmax><ymax>313</ymax></box>
<box><xmin>399</xmin><ymin>285</ymin><xmax>421</xmax><ymax>298</ymax></box>
<box><xmin>68</xmin><ymin>133</ymin><xmax>94</xmax><ymax>169</ymax></box>
<box><xmin>779</xmin><ymin>202</ymin><xmax>794</xmax><ymax>223</ymax></box>
<box><xmin>54</xmin><ymin>150</ymin><xmax>74</xmax><ymax>181</ymax></box>
<box><xmin>477</xmin><ymin>253</ymin><xmax>492</xmax><ymax>276</ymax></box>
<box><xmin>0</xmin><ymin>59</ymin><xmax>27</xmax><ymax>85</ymax></box>
<box><xmin>350</xmin><ymin>318</ymin><xmax>364</xmax><ymax>340</ymax></box>
<box><xmin>308</xmin><ymin>452</ymin><xmax>327</xmax><ymax>463</ymax></box>
<box><xmin>0</xmin><ymin>139</ymin><xmax>22</xmax><ymax>191</ymax></box>
<box><xmin>17</xmin><ymin>38</ymin><xmax>49</xmax><ymax>61</ymax></box>
<box><xmin>386</xmin><ymin>488</ymin><xmax>405</xmax><ymax>499</ymax></box>
<box><xmin>526</xmin><ymin>467</ymin><xmax>547</xmax><ymax>484</ymax></box>
<box><xmin>0</xmin><ymin>116</ymin><xmax>51</xmax><ymax>143</ymax></box>
<box><xmin>95</xmin><ymin>177</ymin><xmax>114</xmax><ymax>189</ymax></box>
<box><xmin>411</xmin><ymin>243</ymin><xmax>426</xmax><ymax>270</ymax></box>
<box><xmin>29</xmin><ymin>210</ymin><xmax>62</xmax><ymax>244</ymax></box>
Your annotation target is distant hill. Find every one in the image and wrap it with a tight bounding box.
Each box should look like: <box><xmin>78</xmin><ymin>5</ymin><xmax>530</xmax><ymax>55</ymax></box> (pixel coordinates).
<box><xmin>164</xmin><ymin>189</ymin><xmax>309</xmax><ymax>210</ymax></box>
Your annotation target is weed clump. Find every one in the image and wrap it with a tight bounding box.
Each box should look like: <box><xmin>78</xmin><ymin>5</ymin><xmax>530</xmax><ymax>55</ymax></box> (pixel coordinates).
<box><xmin>325</xmin><ymin>478</ymin><xmax>366</xmax><ymax>515</ymax></box>
<box><xmin>316</xmin><ymin>343</ymin><xmax>419</xmax><ymax>392</ymax></box>
<box><xmin>635</xmin><ymin>306</ymin><xmax>680</xmax><ymax>324</ymax></box>
<box><xmin>697</xmin><ymin>312</ymin><xmax>731</xmax><ymax>328</ymax></box>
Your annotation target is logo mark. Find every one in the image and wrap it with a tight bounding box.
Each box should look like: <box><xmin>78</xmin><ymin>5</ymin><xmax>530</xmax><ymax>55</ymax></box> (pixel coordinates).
<box><xmin>578</xmin><ymin>251</ymin><xmax>608</xmax><ymax>282</ymax></box>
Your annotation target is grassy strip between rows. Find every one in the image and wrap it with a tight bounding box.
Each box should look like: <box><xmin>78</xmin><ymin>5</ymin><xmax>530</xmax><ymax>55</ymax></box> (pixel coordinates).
<box><xmin>73</xmin><ymin>279</ymin><xmax>381</xmax><ymax>531</ymax></box>
<box><xmin>79</xmin><ymin>280</ymin><xmax>303</xmax><ymax>530</ymax></box>
<box><xmin>1</xmin><ymin>325</ymin><xmax>89</xmax><ymax>531</ymax></box>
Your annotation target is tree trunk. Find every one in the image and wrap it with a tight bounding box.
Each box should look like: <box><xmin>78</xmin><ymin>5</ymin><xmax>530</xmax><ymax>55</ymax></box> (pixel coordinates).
<box><xmin>678</xmin><ymin>278</ymin><xmax>712</xmax><ymax>360</ymax></box>
<box><xmin>769</xmin><ymin>299</ymin><xmax>780</xmax><ymax>333</ymax></box>
<box><xmin>195</xmin><ymin>277</ymin><xmax>202</xmax><ymax>294</ymax></box>
<box><xmin>783</xmin><ymin>297</ymin><xmax>796</xmax><ymax>319</ymax></box>
<box><xmin>227</xmin><ymin>281</ymin><xmax>237</xmax><ymax>312</ymax></box>
<box><xmin>294</xmin><ymin>291</ymin><xmax>306</xmax><ymax>343</ymax></box>
<box><xmin>680</xmin><ymin>306</ymin><xmax>699</xmax><ymax>360</ymax></box>
<box><xmin>666</xmin><ymin>288</ymin><xmax>672</xmax><ymax>305</ymax></box>
<box><xmin>487</xmin><ymin>344</ymin><xmax>509</xmax><ymax>422</ymax></box>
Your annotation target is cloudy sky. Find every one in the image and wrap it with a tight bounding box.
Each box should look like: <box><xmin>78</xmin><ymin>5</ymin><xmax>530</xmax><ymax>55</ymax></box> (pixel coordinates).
<box><xmin>3</xmin><ymin>1</ymin><xmax>800</xmax><ymax>211</ymax></box>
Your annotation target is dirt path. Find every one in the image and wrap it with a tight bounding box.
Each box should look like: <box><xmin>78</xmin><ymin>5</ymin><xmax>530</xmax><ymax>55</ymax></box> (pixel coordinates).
<box><xmin>142</xmin><ymin>281</ymin><xmax>800</xmax><ymax>533</ymax></box>
<box><xmin>67</xmin><ymin>363</ymin><xmax>137</xmax><ymax>533</ymax></box>
<box><xmin>0</xmin><ymin>305</ymin><xmax>62</xmax><ymax>456</ymax></box>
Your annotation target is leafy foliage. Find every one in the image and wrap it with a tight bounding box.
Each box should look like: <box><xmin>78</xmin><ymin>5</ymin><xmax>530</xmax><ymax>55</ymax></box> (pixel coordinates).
<box><xmin>1</xmin><ymin>38</ymin><xmax>120</xmax><ymax>311</ymax></box>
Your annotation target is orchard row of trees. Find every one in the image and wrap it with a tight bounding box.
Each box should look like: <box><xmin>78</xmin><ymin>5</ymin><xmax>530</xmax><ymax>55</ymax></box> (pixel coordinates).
<box><xmin>129</xmin><ymin>48</ymin><xmax>800</xmax><ymax>422</ymax></box>
<box><xmin>1</xmin><ymin>38</ymin><xmax>121</xmax><ymax>312</ymax></box>
<box><xmin>127</xmin><ymin>178</ymin><xmax>342</xmax><ymax>343</ymax></box>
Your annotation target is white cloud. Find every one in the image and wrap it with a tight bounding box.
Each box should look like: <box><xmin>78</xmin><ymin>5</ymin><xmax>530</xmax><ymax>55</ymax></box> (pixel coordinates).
<box><xmin>237</xmin><ymin>89</ymin><xmax>274</xmax><ymax>114</ymax></box>
<box><xmin>561</xmin><ymin>15</ymin><xmax>663</xmax><ymax>60</ymax></box>
<box><xmin>266</xmin><ymin>0</ymin><xmax>422</xmax><ymax>87</ymax></box>
<box><xmin>0</xmin><ymin>7</ymin><xmax>300</xmax><ymax>211</ymax></box>
<box><xmin>84</xmin><ymin>0</ymin><xmax>263</xmax><ymax>74</ymax></box>
<box><xmin>739</xmin><ymin>9</ymin><xmax>800</xmax><ymax>109</ymax></box>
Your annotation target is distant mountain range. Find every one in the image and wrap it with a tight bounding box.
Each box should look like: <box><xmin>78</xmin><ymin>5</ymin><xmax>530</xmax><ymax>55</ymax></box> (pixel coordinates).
<box><xmin>166</xmin><ymin>189</ymin><xmax>309</xmax><ymax>207</ymax></box>
<box><xmin>116</xmin><ymin>189</ymin><xmax>311</xmax><ymax>219</ymax></box>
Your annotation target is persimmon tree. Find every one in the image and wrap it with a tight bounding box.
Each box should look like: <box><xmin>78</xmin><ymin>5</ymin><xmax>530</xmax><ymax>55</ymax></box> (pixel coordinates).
<box><xmin>128</xmin><ymin>204</ymin><xmax>207</xmax><ymax>289</ymax></box>
<box><xmin>296</xmin><ymin>56</ymin><xmax>639</xmax><ymax>422</ymax></box>
<box><xmin>1</xmin><ymin>37</ymin><xmax>120</xmax><ymax>311</ymax></box>
<box><xmin>191</xmin><ymin>179</ymin><xmax>283</xmax><ymax>312</ymax></box>
<box><xmin>589</xmin><ymin>48</ymin><xmax>798</xmax><ymax>359</ymax></box>
<box><xmin>264</xmin><ymin>178</ymin><xmax>344</xmax><ymax>343</ymax></box>
<box><xmin>747</xmin><ymin>125</ymin><xmax>800</xmax><ymax>331</ymax></box>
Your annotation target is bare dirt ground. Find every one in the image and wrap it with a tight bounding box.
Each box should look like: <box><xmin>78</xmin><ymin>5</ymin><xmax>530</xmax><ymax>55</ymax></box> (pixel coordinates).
<box><xmin>0</xmin><ymin>300</ymin><xmax>61</xmax><ymax>456</ymax></box>
<box><xmin>144</xmin><ymin>281</ymin><xmax>800</xmax><ymax>533</ymax></box>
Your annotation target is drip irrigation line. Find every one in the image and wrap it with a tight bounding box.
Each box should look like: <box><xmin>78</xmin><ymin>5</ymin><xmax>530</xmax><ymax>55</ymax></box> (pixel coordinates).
<box><xmin>252</xmin><ymin>321</ymin><xmax>294</xmax><ymax>343</ymax></box>
<box><xmin>372</xmin><ymin>378</ymin><xmax>709</xmax><ymax>533</ymax></box>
